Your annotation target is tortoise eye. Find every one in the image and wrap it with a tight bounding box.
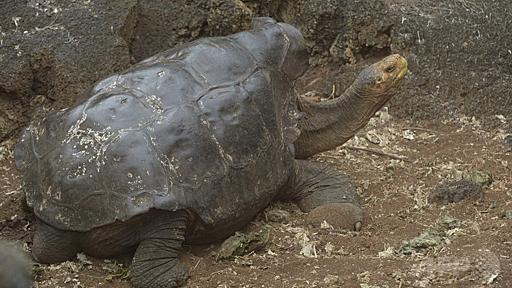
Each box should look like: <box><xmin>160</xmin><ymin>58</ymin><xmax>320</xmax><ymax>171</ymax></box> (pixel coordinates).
<box><xmin>385</xmin><ymin>66</ymin><xmax>396</xmax><ymax>73</ymax></box>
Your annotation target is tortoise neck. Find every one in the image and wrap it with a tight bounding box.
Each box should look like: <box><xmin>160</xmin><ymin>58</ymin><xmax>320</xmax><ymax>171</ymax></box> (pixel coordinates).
<box><xmin>294</xmin><ymin>83</ymin><xmax>390</xmax><ymax>159</ymax></box>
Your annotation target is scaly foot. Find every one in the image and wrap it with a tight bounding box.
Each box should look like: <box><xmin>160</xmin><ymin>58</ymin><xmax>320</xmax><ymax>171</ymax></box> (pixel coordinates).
<box><xmin>306</xmin><ymin>203</ymin><xmax>363</xmax><ymax>231</ymax></box>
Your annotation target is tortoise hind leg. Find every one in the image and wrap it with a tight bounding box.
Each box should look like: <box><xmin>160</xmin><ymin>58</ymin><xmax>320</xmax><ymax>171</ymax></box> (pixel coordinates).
<box><xmin>130</xmin><ymin>210</ymin><xmax>189</xmax><ymax>288</ymax></box>
<box><xmin>32</xmin><ymin>220</ymin><xmax>80</xmax><ymax>263</ymax></box>
<box><xmin>278</xmin><ymin>160</ymin><xmax>364</xmax><ymax>231</ymax></box>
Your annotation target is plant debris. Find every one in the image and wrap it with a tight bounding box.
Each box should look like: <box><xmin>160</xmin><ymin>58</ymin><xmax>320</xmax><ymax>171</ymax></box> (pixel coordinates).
<box><xmin>464</xmin><ymin>170</ymin><xmax>493</xmax><ymax>187</ymax></box>
<box><xmin>265</xmin><ymin>208</ymin><xmax>291</xmax><ymax>223</ymax></box>
<box><xmin>102</xmin><ymin>261</ymin><xmax>130</xmax><ymax>282</ymax></box>
<box><xmin>216</xmin><ymin>228</ymin><xmax>270</xmax><ymax>260</ymax></box>
<box><xmin>383</xmin><ymin>216</ymin><xmax>463</xmax><ymax>256</ymax></box>
<box><xmin>503</xmin><ymin>135</ymin><xmax>512</xmax><ymax>152</ymax></box>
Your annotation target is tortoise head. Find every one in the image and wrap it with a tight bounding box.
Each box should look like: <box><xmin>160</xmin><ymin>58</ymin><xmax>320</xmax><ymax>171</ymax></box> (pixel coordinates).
<box><xmin>353</xmin><ymin>54</ymin><xmax>408</xmax><ymax>100</ymax></box>
<box><xmin>294</xmin><ymin>54</ymin><xmax>408</xmax><ymax>158</ymax></box>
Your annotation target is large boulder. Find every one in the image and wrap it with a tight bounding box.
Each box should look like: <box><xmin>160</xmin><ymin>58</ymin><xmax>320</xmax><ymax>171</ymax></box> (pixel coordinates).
<box><xmin>275</xmin><ymin>0</ymin><xmax>511</xmax><ymax>128</ymax></box>
<box><xmin>1</xmin><ymin>0</ymin><xmax>510</xmax><ymax>143</ymax></box>
<box><xmin>0</xmin><ymin>0</ymin><xmax>261</xmax><ymax>142</ymax></box>
<box><xmin>0</xmin><ymin>0</ymin><xmax>137</xmax><ymax>141</ymax></box>
<box><xmin>278</xmin><ymin>0</ymin><xmax>394</xmax><ymax>66</ymax></box>
<box><xmin>268</xmin><ymin>0</ymin><xmax>511</xmax><ymax>127</ymax></box>
<box><xmin>386</xmin><ymin>0</ymin><xmax>512</xmax><ymax>126</ymax></box>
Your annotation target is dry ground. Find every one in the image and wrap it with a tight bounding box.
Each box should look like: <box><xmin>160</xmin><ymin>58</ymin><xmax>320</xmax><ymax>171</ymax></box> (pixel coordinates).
<box><xmin>1</xmin><ymin>110</ymin><xmax>511</xmax><ymax>287</ymax></box>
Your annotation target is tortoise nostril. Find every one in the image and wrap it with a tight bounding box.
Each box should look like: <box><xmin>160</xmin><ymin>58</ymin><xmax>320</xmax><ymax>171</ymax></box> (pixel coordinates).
<box><xmin>385</xmin><ymin>66</ymin><xmax>396</xmax><ymax>73</ymax></box>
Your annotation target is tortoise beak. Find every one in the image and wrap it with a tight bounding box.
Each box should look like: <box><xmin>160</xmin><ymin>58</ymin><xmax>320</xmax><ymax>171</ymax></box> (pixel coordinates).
<box><xmin>395</xmin><ymin>55</ymin><xmax>408</xmax><ymax>80</ymax></box>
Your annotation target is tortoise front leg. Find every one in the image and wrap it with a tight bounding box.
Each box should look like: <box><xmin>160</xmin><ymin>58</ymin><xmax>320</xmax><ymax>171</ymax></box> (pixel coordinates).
<box><xmin>278</xmin><ymin>160</ymin><xmax>363</xmax><ymax>231</ymax></box>
<box><xmin>32</xmin><ymin>219</ymin><xmax>81</xmax><ymax>263</ymax></box>
<box><xmin>130</xmin><ymin>210</ymin><xmax>189</xmax><ymax>288</ymax></box>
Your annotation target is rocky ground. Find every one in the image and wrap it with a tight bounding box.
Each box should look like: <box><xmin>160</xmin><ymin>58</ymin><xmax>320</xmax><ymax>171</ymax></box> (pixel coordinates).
<box><xmin>1</xmin><ymin>105</ymin><xmax>511</xmax><ymax>287</ymax></box>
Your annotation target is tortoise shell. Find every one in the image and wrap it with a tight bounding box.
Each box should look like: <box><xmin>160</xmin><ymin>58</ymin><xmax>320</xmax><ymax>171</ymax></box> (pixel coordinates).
<box><xmin>16</xmin><ymin>19</ymin><xmax>308</xmax><ymax>232</ymax></box>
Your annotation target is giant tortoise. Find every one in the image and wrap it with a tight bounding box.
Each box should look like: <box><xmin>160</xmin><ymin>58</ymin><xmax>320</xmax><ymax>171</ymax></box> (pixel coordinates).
<box><xmin>15</xmin><ymin>18</ymin><xmax>407</xmax><ymax>287</ymax></box>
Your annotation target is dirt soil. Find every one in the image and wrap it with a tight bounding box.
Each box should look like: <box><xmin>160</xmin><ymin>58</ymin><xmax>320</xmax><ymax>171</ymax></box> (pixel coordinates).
<box><xmin>1</xmin><ymin>91</ymin><xmax>511</xmax><ymax>287</ymax></box>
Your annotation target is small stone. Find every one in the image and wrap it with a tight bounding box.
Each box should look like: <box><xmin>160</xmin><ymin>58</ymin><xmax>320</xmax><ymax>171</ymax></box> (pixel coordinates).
<box><xmin>429</xmin><ymin>180</ymin><xmax>483</xmax><ymax>204</ymax></box>
<box><xmin>504</xmin><ymin>135</ymin><xmax>512</xmax><ymax>152</ymax></box>
<box><xmin>403</xmin><ymin>129</ymin><xmax>415</xmax><ymax>140</ymax></box>
<box><xmin>265</xmin><ymin>209</ymin><xmax>290</xmax><ymax>223</ymax></box>
<box><xmin>502</xmin><ymin>210</ymin><xmax>512</xmax><ymax>219</ymax></box>
<box><xmin>408</xmin><ymin>250</ymin><xmax>500</xmax><ymax>287</ymax></box>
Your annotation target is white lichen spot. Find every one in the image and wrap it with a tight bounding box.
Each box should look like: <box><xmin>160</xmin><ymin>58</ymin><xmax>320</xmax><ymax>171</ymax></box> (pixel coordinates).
<box><xmin>64</xmin><ymin>112</ymin><xmax>115</xmax><ymax>171</ymax></box>
<box><xmin>68</xmin><ymin>163</ymin><xmax>87</xmax><ymax>179</ymax></box>
<box><xmin>145</xmin><ymin>94</ymin><xmax>164</xmax><ymax>114</ymax></box>
<box><xmin>54</xmin><ymin>213</ymin><xmax>70</xmax><ymax>226</ymax></box>
<box><xmin>127</xmin><ymin>175</ymin><xmax>144</xmax><ymax>191</ymax></box>
<box><xmin>45</xmin><ymin>185</ymin><xmax>52</xmax><ymax>197</ymax></box>
<box><xmin>197</xmin><ymin>100</ymin><xmax>233</xmax><ymax>166</ymax></box>
<box><xmin>45</xmin><ymin>185</ymin><xmax>61</xmax><ymax>201</ymax></box>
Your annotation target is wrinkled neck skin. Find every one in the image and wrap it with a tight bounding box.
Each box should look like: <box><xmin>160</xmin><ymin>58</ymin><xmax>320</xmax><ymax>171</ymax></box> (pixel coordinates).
<box><xmin>294</xmin><ymin>83</ymin><xmax>395</xmax><ymax>159</ymax></box>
